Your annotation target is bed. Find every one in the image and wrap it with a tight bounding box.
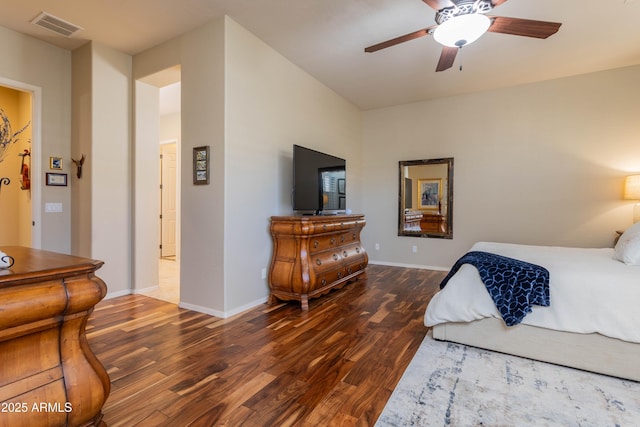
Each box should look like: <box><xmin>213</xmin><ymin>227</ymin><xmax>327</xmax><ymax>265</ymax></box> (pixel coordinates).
<box><xmin>424</xmin><ymin>229</ymin><xmax>640</xmax><ymax>381</ymax></box>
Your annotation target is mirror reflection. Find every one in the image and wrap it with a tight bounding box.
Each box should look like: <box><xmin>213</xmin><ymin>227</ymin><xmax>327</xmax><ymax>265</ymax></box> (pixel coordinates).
<box><xmin>398</xmin><ymin>158</ymin><xmax>453</xmax><ymax>239</ymax></box>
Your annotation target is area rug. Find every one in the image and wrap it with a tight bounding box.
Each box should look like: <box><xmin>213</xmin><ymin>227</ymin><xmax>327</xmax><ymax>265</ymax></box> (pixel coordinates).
<box><xmin>376</xmin><ymin>333</ymin><xmax>640</xmax><ymax>426</ymax></box>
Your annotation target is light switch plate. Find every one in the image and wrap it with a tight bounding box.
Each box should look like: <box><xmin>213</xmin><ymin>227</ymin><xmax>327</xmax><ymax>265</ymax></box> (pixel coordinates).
<box><xmin>45</xmin><ymin>202</ymin><xmax>63</xmax><ymax>213</ymax></box>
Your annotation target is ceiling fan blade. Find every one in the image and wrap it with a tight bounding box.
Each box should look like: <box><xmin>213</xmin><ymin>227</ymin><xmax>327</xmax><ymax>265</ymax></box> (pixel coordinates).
<box><xmin>422</xmin><ymin>0</ymin><xmax>456</xmax><ymax>11</ymax></box>
<box><xmin>364</xmin><ymin>27</ymin><xmax>436</xmax><ymax>53</ymax></box>
<box><xmin>488</xmin><ymin>16</ymin><xmax>562</xmax><ymax>39</ymax></box>
<box><xmin>436</xmin><ymin>46</ymin><xmax>458</xmax><ymax>72</ymax></box>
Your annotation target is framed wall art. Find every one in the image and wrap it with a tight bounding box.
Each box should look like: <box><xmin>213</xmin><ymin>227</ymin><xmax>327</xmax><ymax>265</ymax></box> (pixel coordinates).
<box><xmin>418</xmin><ymin>178</ymin><xmax>441</xmax><ymax>210</ymax></box>
<box><xmin>193</xmin><ymin>146</ymin><xmax>210</xmax><ymax>185</ymax></box>
<box><xmin>49</xmin><ymin>156</ymin><xmax>63</xmax><ymax>170</ymax></box>
<box><xmin>46</xmin><ymin>173</ymin><xmax>68</xmax><ymax>187</ymax></box>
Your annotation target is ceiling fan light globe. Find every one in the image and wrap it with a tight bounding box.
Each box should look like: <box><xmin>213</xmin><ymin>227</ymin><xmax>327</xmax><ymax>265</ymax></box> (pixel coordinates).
<box><xmin>433</xmin><ymin>14</ymin><xmax>491</xmax><ymax>47</ymax></box>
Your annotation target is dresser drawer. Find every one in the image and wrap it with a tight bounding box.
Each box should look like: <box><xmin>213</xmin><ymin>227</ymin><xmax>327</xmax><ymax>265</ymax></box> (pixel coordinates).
<box><xmin>339</xmin><ymin>242</ymin><xmax>365</xmax><ymax>260</ymax></box>
<box><xmin>344</xmin><ymin>258</ymin><xmax>366</xmax><ymax>277</ymax></box>
<box><xmin>311</xmin><ymin>250</ymin><xmax>343</xmax><ymax>273</ymax></box>
<box><xmin>336</xmin><ymin>230</ymin><xmax>360</xmax><ymax>245</ymax></box>
<box><xmin>315</xmin><ymin>267</ymin><xmax>348</xmax><ymax>289</ymax></box>
<box><xmin>309</xmin><ymin>234</ymin><xmax>340</xmax><ymax>254</ymax></box>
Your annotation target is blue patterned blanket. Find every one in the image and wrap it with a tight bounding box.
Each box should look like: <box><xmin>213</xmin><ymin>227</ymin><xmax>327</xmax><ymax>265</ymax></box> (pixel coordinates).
<box><xmin>440</xmin><ymin>251</ymin><xmax>550</xmax><ymax>326</ymax></box>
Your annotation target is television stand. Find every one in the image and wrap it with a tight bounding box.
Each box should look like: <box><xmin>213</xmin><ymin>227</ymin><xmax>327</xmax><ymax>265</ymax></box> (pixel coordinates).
<box><xmin>268</xmin><ymin>214</ymin><xmax>368</xmax><ymax>310</ymax></box>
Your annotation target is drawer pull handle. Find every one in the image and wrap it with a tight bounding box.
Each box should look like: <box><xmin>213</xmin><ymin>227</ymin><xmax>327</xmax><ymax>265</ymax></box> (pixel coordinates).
<box><xmin>352</xmin><ymin>233</ymin><xmax>356</xmax><ymax>240</ymax></box>
<box><xmin>355</xmin><ymin>247</ymin><xmax>360</xmax><ymax>253</ymax></box>
<box><xmin>341</xmin><ymin>235</ymin><xmax>345</xmax><ymax>242</ymax></box>
<box><xmin>348</xmin><ymin>267</ymin><xmax>352</xmax><ymax>274</ymax></box>
<box><xmin>314</xmin><ymin>240</ymin><xmax>319</xmax><ymax>248</ymax></box>
<box><xmin>337</xmin><ymin>271</ymin><xmax>342</xmax><ymax>279</ymax></box>
<box><xmin>343</xmin><ymin>251</ymin><xmax>348</xmax><ymax>257</ymax></box>
<box><xmin>316</xmin><ymin>259</ymin><xmax>322</xmax><ymax>266</ymax></box>
<box><xmin>321</xmin><ymin>278</ymin><xmax>327</xmax><ymax>285</ymax></box>
<box><xmin>333</xmin><ymin>253</ymin><xmax>339</xmax><ymax>261</ymax></box>
<box><xmin>323</xmin><ymin>225</ymin><xmax>327</xmax><ymax>230</ymax></box>
<box><xmin>330</xmin><ymin>237</ymin><xmax>336</xmax><ymax>244</ymax></box>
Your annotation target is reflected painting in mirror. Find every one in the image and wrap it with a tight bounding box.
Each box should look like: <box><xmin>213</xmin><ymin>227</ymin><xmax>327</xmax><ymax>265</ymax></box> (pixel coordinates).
<box><xmin>398</xmin><ymin>158</ymin><xmax>453</xmax><ymax>239</ymax></box>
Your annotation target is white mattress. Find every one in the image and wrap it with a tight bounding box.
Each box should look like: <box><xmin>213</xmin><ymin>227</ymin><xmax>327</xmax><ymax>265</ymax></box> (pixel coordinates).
<box><xmin>424</xmin><ymin>242</ymin><xmax>640</xmax><ymax>344</ymax></box>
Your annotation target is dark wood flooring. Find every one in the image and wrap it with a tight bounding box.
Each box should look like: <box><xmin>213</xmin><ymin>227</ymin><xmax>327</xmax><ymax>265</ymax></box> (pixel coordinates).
<box><xmin>86</xmin><ymin>264</ymin><xmax>444</xmax><ymax>426</ymax></box>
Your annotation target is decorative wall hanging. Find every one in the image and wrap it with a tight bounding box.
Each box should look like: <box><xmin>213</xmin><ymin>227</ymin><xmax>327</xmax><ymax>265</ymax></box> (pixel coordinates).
<box><xmin>193</xmin><ymin>146</ymin><xmax>210</xmax><ymax>185</ymax></box>
<box><xmin>0</xmin><ymin>177</ymin><xmax>9</xmax><ymax>192</ymax></box>
<box><xmin>72</xmin><ymin>154</ymin><xmax>85</xmax><ymax>178</ymax></box>
<box><xmin>19</xmin><ymin>149</ymin><xmax>30</xmax><ymax>190</ymax></box>
<box><xmin>50</xmin><ymin>156</ymin><xmax>63</xmax><ymax>170</ymax></box>
<box><xmin>418</xmin><ymin>178</ymin><xmax>442</xmax><ymax>210</ymax></box>
<box><xmin>0</xmin><ymin>107</ymin><xmax>30</xmax><ymax>164</ymax></box>
<box><xmin>46</xmin><ymin>173</ymin><xmax>68</xmax><ymax>186</ymax></box>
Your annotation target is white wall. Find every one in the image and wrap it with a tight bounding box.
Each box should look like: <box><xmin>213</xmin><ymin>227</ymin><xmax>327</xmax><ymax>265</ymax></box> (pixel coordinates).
<box><xmin>132</xmin><ymin>16</ymin><xmax>362</xmax><ymax>316</ymax></box>
<box><xmin>224</xmin><ymin>18</ymin><xmax>363</xmax><ymax>313</ymax></box>
<box><xmin>160</xmin><ymin>113</ymin><xmax>181</xmax><ymax>143</ymax></box>
<box><xmin>7</xmin><ymin>17</ymin><xmax>637</xmax><ymax>314</ymax></box>
<box><xmin>0</xmin><ymin>25</ymin><xmax>70</xmax><ymax>252</ymax></box>
<box><xmin>71</xmin><ymin>44</ymin><xmax>92</xmax><ymax>257</ymax></box>
<box><xmin>92</xmin><ymin>44</ymin><xmax>133</xmax><ymax>294</ymax></box>
<box><xmin>362</xmin><ymin>65</ymin><xmax>640</xmax><ymax>269</ymax></box>
<box><xmin>133</xmin><ymin>17</ymin><xmax>226</xmax><ymax>313</ymax></box>
<box><xmin>133</xmin><ymin>80</ymin><xmax>160</xmax><ymax>291</ymax></box>
<box><xmin>71</xmin><ymin>42</ymin><xmax>133</xmax><ymax>295</ymax></box>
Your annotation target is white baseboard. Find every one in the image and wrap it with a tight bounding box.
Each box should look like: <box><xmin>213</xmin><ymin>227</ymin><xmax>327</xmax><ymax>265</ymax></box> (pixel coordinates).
<box><xmin>368</xmin><ymin>260</ymin><xmax>450</xmax><ymax>272</ymax></box>
<box><xmin>133</xmin><ymin>285</ymin><xmax>159</xmax><ymax>294</ymax></box>
<box><xmin>104</xmin><ymin>286</ymin><xmax>160</xmax><ymax>300</ymax></box>
<box><xmin>103</xmin><ymin>287</ymin><xmax>268</xmax><ymax>319</ymax></box>
<box><xmin>179</xmin><ymin>297</ymin><xmax>268</xmax><ymax>319</ymax></box>
<box><xmin>104</xmin><ymin>289</ymin><xmax>132</xmax><ymax>299</ymax></box>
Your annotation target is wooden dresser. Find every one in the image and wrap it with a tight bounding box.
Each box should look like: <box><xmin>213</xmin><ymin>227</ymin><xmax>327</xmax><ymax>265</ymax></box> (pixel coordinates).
<box><xmin>268</xmin><ymin>215</ymin><xmax>368</xmax><ymax>310</ymax></box>
<box><xmin>420</xmin><ymin>213</ymin><xmax>446</xmax><ymax>233</ymax></box>
<box><xmin>403</xmin><ymin>210</ymin><xmax>423</xmax><ymax>231</ymax></box>
<box><xmin>0</xmin><ymin>246</ymin><xmax>110</xmax><ymax>427</ymax></box>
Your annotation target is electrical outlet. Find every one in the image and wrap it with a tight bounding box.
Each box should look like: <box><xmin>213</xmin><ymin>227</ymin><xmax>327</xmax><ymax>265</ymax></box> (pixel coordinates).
<box><xmin>412</xmin><ymin>245</ymin><xmax>417</xmax><ymax>253</ymax></box>
<box><xmin>375</xmin><ymin>243</ymin><xmax>380</xmax><ymax>250</ymax></box>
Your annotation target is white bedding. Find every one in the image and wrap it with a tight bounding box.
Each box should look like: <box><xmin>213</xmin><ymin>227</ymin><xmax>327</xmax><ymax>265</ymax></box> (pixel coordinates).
<box><xmin>424</xmin><ymin>242</ymin><xmax>640</xmax><ymax>344</ymax></box>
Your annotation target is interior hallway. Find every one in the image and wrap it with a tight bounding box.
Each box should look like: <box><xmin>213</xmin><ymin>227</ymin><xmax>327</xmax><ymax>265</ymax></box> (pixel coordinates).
<box><xmin>140</xmin><ymin>257</ymin><xmax>179</xmax><ymax>304</ymax></box>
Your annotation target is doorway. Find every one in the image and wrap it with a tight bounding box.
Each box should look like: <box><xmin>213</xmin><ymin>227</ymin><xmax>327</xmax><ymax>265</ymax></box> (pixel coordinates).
<box><xmin>160</xmin><ymin>141</ymin><xmax>177</xmax><ymax>258</ymax></box>
<box><xmin>0</xmin><ymin>84</ymin><xmax>33</xmax><ymax>247</ymax></box>
<box><xmin>134</xmin><ymin>68</ymin><xmax>181</xmax><ymax>305</ymax></box>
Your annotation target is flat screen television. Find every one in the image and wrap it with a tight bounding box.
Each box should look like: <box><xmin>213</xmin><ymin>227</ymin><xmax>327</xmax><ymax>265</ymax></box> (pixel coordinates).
<box><xmin>292</xmin><ymin>144</ymin><xmax>346</xmax><ymax>215</ymax></box>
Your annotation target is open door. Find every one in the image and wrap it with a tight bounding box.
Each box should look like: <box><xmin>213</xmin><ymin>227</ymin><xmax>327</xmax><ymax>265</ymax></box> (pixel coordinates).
<box><xmin>160</xmin><ymin>142</ymin><xmax>177</xmax><ymax>257</ymax></box>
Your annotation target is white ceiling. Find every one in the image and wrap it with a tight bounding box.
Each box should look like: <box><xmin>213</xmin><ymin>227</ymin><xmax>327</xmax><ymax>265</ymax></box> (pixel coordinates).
<box><xmin>1</xmin><ymin>0</ymin><xmax>639</xmax><ymax>110</ymax></box>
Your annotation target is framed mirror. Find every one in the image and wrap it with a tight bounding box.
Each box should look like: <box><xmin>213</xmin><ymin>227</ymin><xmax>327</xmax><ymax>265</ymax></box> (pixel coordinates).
<box><xmin>398</xmin><ymin>157</ymin><xmax>453</xmax><ymax>239</ymax></box>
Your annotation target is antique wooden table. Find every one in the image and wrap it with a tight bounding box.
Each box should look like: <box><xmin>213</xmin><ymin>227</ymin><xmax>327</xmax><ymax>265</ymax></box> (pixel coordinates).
<box><xmin>0</xmin><ymin>246</ymin><xmax>110</xmax><ymax>427</ymax></box>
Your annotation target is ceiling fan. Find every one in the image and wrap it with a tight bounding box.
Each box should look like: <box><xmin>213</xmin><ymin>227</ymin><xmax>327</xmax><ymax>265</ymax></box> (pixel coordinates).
<box><xmin>364</xmin><ymin>0</ymin><xmax>562</xmax><ymax>72</ymax></box>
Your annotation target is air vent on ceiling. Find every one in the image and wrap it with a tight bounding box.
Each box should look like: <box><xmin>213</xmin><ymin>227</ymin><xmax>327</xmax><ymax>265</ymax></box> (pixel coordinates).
<box><xmin>30</xmin><ymin>12</ymin><xmax>83</xmax><ymax>37</ymax></box>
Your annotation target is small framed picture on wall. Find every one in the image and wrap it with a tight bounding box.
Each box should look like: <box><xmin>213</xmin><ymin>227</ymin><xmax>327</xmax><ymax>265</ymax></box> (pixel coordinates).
<box><xmin>46</xmin><ymin>173</ymin><xmax>68</xmax><ymax>186</ymax></box>
<box><xmin>193</xmin><ymin>146</ymin><xmax>210</xmax><ymax>185</ymax></box>
<box><xmin>49</xmin><ymin>156</ymin><xmax>63</xmax><ymax>170</ymax></box>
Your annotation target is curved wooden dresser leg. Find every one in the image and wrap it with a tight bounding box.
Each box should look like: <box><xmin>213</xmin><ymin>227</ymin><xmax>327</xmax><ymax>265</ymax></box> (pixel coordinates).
<box><xmin>61</xmin><ymin>275</ymin><xmax>110</xmax><ymax>427</ymax></box>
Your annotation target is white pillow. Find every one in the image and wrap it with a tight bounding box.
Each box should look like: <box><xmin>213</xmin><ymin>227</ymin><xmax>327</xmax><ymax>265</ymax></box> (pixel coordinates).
<box><xmin>615</xmin><ymin>222</ymin><xmax>640</xmax><ymax>265</ymax></box>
